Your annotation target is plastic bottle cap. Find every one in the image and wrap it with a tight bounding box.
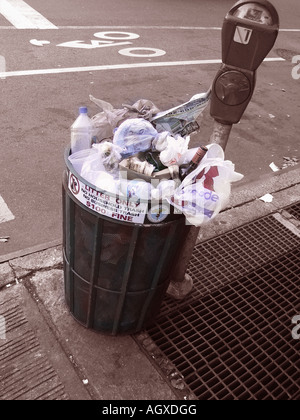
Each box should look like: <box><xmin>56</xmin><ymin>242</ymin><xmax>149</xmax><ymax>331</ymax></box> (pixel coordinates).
<box><xmin>79</xmin><ymin>106</ymin><xmax>88</xmax><ymax>113</ymax></box>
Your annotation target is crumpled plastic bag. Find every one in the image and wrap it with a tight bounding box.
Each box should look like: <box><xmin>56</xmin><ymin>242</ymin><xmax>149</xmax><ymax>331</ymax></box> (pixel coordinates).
<box><xmin>158</xmin><ymin>135</ymin><xmax>190</xmax><ymax>167</ymax></box>
<box><xmin>167</xmin><ymin>144</ymin><xmax>244</xmax><ymax>226</ymax></box>
<box><xmin>89</xmin><ymin>95</ymin><xmax>130</xmax><ymax>142</ymax></box>
<box><xmin>92</xmin><ymin>142</ymin><xmax>122</xmax><ymax>175</ymax></box>
<box><xmin>78</xmin><ymin>142</ymin><xmax>123</xmax><ymax>194</ymax></box>
<box><xmin>89</xmin><ymin>95</ymin><xmax>161</xmax><ymax>142</ymax></box>
<box><xmin>68</xmin><ymin>148</ymin><xmax>98</xmax><ymax>175</ymax></box>
<box><xmin>122</xmin><ymin>99</ymin><xmax>160</xmax><ymax>120</ymax></box>
<box><xmin>113</xmin><ymin>118</ymin><xmax>168</xmax><ymax>158</ymax></box>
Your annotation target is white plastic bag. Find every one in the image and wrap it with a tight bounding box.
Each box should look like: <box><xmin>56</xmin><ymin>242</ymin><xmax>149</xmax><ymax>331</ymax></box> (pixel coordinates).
<box><xmin>168</xmin><ymin>144</ymin><xmax>244</xmax><ymax>226</ymax></box>
<box><xmin>79</xmin><ymin>142</ymin><xmax>123</xmax><ymax>194</ymax></box>
<box><xmin>92</xmin><ymin>142</ymin><xmax>122</xmax><ymax>176</ymax></box>
<box><xmin>68</xmin><ymin>148</ymin><xmax>98</xmax><ymax>174</ymax></box>
<box><xmin>159</xmin><ymin>135</ymin><xmax>190</xmax><ymax>167</ymax></box>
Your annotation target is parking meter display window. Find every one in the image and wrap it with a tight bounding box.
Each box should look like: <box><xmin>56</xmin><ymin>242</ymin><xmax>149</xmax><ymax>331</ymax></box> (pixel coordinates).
<box><xmin>233</xmin><ymin>3</ymin><xmax>273</xmax><ymax>25</ymax></box>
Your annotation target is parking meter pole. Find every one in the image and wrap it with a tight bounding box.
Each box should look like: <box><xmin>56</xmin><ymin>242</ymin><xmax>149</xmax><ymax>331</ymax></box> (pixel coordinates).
<box><xmin>167</xmin><ymin>0</ymin><xmax>279</xmax><ymax>300</ymax></box>
<box><xmin>209</xmin><ymin>121</ymin><xmax>232</xmax><ymax>151</ymax></box>
<box><xmin>166</xmin><ymin>121</ymin><xmax>231</xmax><ymax>300</ymax></box>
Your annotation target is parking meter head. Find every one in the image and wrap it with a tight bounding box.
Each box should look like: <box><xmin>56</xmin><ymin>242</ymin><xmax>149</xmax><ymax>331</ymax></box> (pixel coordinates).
<box><xmin>210</xmin><ymin>0</ymin><xmax>279</xmax><ymax>125</ymax></box>
<box><xmin>222</xmin><ymin>0</ymin><xmax>279</xmax><ymax>71</ymax></box>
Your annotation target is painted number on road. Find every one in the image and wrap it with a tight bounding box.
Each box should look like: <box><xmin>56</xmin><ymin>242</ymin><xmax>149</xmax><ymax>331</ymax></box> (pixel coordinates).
<box><xmin>57</xmin><ymin>31</ymin><xmax>166</xmax><ymax>57</ymax></box>
<box><xmin>57</xmin><ymin>39</ymin><xmax>132</xmax><ymax>49</ymax></box>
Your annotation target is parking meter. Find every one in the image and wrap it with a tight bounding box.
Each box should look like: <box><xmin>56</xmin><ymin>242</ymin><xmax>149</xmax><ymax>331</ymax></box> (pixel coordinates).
<box><xmin>168</xmin><ymin>1</ymin><xmax>280</xmax><ymax>300</ymax></box>
<box><xmin>210</xmin><ymin>0</ymin><xmax>279</xmax><ymax>125</ymax></box>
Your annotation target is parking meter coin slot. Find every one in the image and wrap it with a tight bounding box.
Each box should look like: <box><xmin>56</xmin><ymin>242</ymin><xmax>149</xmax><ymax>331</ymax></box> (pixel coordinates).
<box><xmin>214</xmin><ymin>70</ymin><xmax>251</xmax><ymax>106</ymax></box>
<box><xmin>211</xmin><ymin>66</ymin><xmax>255</xmax><ymax>124</ymax></box>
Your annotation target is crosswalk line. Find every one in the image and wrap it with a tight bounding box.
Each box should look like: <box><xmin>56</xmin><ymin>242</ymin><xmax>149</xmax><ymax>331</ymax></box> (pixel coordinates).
<box><xmin>0</xmin><ymin>194</ymin><xmax>14</xmax><ymax>224</ymax></box>
<box><xmin>0</xmin><ymin>0</ymin><xmax>57</xmax><ymax>29</ymax></box>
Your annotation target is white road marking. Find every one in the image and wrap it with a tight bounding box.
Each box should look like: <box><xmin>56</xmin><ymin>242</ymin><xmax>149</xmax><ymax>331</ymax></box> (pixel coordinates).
<box><xmin>0</xmin><ymin>57</ymin><xmax>285</xmax><ymax>79</ymax></box>
<box><xmin>0</xmin><ymin>194</ymin><xmax>14</xmax><ymax>224</ymax></box>
<box><xmin>30</xmin><ymin>39</ymin><xmax>50</xmax><ymax>46</ymax></box>
<box><xmin>0</xmin><ymin>0</ymin><xmax>57</xmax><ymax>29</ymax></box>
<box><xmin>118</xmin><ymin>47</ymin><xmax>166</xmax><ymax>57</ymax></box>
<box><xmin>0</xmin><ymin>25</ymin><xmax>298</xmax><ymax>31</ymax></box>
<box><xmin>57</xmin><ymin>40</ymin><xmax>132</xmax><ymax>49</ymax></box>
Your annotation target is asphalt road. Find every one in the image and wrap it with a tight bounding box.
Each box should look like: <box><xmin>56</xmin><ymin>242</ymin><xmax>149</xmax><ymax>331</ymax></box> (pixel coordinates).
<box><xmin>0</xmin><ymin>0</ymin><xmax>299</xmax><ymax>257</ymax></box>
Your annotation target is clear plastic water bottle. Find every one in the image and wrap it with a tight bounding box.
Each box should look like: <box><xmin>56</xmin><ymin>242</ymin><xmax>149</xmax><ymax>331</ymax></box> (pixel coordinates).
<box><xmin>70</xmin><ymin>107</ymin><xmax>93</xmax><ymax>154</ymax></box>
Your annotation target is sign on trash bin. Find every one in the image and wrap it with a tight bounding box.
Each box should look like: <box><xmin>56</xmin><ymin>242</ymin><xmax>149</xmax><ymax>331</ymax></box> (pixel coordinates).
<box><xmin>68</xmin><ymin>171</ymin><xmax>148</xmax><ymax>224</ymax></box>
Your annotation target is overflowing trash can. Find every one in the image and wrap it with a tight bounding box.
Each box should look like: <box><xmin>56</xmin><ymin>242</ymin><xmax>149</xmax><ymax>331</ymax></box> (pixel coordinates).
<box><xmin>62</xmin><ymin>90</ymin><xmax>244</xmax><ymax>336</ymax></box>
<box><xmin>63</xmin><ymin>148</ymin><xmax>192</xmax><ymax>335</ymax></box>
<box><xmin>61</xmin><ymin>0</ymin><xmax>280</xmax><ymax>337</ymax></box>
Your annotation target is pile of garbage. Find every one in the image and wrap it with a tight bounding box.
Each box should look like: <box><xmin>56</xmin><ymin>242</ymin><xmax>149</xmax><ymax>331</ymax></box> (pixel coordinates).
<box><xmin>68</xmin><ymin>92</ymin><xmax>243</xmax><ymax>226</ymax></box>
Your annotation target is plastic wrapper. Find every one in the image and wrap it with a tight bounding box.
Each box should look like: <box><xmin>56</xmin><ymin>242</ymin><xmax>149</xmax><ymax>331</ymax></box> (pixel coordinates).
<box><xmin>167</xmin><ymin>144</ymin><xmax>244</xmax><ymax>226</ymax></box>
<box><xmin>113</xmin><ymin>118</ymin><xmax>164</xmax><ymax>158</ymax></box>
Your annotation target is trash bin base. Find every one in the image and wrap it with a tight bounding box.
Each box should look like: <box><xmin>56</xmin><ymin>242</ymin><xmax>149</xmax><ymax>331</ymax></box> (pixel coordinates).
<box><xmin>62</xmin><ymin>170</ymin><xmax>191</xmax><ymax>335</ymax></box>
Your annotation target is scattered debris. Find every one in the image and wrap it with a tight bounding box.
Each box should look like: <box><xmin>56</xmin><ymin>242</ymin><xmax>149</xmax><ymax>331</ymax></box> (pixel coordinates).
<box><xmin>0</xmin><ymin>236</ymin><xmax>9</xmax><ymax>243</ymax></box>
<box><xmin>269</xmin><ymin>162</ymin><xmax>280</xmax><ymax>172</ymax></box>
<box><xmin>268</xmin><ymin>114</ymin><xmax>276</xmax><ymax>119</ymax></box>
<box><xmin>282</xmin><ymin>156</ymin><xmax>299</xmax><ymax>169</ymax></box>
<box><xmin>259</xmin><ymin>193</ymin><xmax>274</xmax><ymax>203</ymax></box>
<box><xmin>269</xmin><ymin>157</ymin><xmax>299</xmax><ymax>173</ymax></box>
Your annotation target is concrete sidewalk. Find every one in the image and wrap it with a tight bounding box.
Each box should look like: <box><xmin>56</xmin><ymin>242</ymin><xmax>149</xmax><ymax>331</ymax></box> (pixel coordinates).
<box><xmin>0</xmin><ymin>166</ymin><xmax>300</xmax><ymax>400</ymax></box>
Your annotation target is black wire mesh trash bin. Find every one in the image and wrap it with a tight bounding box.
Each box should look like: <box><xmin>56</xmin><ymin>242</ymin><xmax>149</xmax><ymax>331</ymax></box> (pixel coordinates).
<box><xmin>62</xmin><ymin>149</ymin><xmax>190</xmax><ymax>335</ymax></box>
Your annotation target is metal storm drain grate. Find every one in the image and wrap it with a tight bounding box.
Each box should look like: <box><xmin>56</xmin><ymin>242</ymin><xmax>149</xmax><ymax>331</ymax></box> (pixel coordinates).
<box><xmin>140</xmin><ymin>213</ymin><xmax>300</xmax><ymax>400</ymax></box>
<box><xmin>285</xmin><ymin>202</ymin><xmax>300</xmax><ymax>221</ymax></box>
<box><xmin>160</xmin><ymin>215</ymin><xmax>300</xmax><ymax>317</ymax></box>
